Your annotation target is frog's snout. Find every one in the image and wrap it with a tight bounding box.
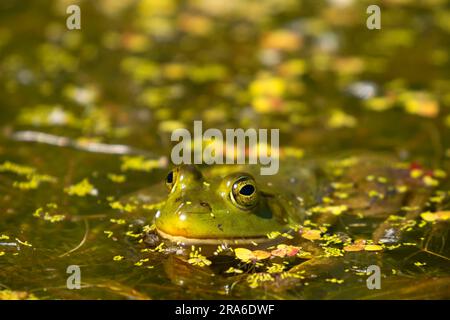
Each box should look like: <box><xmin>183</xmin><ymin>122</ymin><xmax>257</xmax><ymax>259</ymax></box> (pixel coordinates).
<box><xmin>174</xmin><ymin>198</ymin><xmax>213</xmax><ymax>216</ymax></box>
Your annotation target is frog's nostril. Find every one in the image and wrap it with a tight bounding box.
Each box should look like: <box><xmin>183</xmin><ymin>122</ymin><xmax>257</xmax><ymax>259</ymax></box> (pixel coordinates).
<box><xmin>200</xmin><ymin>202</ymin><xmax>212</xmax><ymax>211</ymax></box>
<box><xmin>174</xmin><ymin>199</ymin><xmax>212</xmax><ymax>215</ymax></box>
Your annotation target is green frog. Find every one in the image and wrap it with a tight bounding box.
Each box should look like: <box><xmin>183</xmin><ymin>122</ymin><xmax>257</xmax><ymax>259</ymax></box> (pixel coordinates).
<box><xmin>153</xmin><ymin>155</ymin><xmax>440</xmax><ymax>247</ymax></box>
<box><xmin>145</xmin><ymin>155</ymin><xmax>449</xmax><ymax>298</ymax></box>
<box><xmin>154</xmin><ymin>164</ymin><xmax>308</xmax><ymax>245</ymax></box>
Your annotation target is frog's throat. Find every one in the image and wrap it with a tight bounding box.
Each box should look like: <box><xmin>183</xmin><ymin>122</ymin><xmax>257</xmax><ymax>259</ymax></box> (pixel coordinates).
<box><xmin>156</xmin><ymin>228</ymin><xmax>289</xmax><ymax>245</ymax></box>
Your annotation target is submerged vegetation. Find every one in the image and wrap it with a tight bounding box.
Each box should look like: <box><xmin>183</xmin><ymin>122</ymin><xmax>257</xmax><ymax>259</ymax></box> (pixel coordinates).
<box><xmin>0</xmin><ymin>0</ymin><xmax>449</xmax><ymax>299</ymax></box>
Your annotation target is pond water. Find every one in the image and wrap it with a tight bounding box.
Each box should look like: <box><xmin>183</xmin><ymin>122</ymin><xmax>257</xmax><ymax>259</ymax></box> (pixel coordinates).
<box><xmin>0</xmin><ymin>0</ymin><xmax>449</xmax><ymax>299</ymax></box>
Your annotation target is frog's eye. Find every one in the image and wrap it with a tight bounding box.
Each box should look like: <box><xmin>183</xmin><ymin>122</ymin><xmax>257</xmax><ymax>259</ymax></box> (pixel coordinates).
<box><xmin>230</xmin><ymin>176</ymin><xmax>259</xmax><ymax>209</ymax></box>
<box><xmin>165</xmin><ymin>169</ymin><xmax>177</xmax><ymax>192</ymax></box>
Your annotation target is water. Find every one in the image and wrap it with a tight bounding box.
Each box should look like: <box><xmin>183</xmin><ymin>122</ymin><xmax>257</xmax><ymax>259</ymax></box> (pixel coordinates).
<box><xmin>0</xmin><ymin>0</ymin><xmax>449</xmax><ymax>299</ymax></box>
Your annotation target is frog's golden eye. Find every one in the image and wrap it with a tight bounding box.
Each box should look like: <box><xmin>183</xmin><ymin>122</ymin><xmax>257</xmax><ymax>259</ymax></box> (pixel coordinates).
<box><xmin>230</xmin><ymin>176</ymin><xmax>258</xmax><ymax>209</ymax></box>
<box><xmin>165</xmin><ymin>169</ymin><xmax>177</xmax><ymax>192</ymax></box>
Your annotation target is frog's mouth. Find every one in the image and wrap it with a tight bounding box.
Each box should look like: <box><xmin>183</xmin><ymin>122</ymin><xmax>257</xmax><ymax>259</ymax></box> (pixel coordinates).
<box><xmin>156</xmin><ymin>228</ymin><xmax>289</xmax><ymax>245</ymax></box>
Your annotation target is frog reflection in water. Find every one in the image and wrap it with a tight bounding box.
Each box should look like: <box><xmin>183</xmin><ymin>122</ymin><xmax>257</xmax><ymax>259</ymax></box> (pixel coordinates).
<box><xmin>155</xmin><ymin>164</ymin><xmax>302</xmax><ymax>245</ymax></box>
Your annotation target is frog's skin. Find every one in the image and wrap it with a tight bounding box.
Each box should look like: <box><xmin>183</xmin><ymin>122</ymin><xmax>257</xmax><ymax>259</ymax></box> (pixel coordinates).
<box><xmin>153</xmin><ymin>155</ymin><xmax>449</xmax><ymax>298</ymax></box>
<box><xmin>154</xmin><ymin>164</ymin><xmax>304</xmax><ymax>245</ymax></box>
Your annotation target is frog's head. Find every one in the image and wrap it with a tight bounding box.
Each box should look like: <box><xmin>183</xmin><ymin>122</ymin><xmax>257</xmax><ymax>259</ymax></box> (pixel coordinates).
<box><xmin>155</xmin><ymin>165</ymin><xmax>291</xmax><ymax>245</ymax></box>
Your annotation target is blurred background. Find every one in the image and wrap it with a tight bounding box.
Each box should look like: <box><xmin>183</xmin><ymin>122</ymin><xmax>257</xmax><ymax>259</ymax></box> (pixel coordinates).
<box><xmin>1</xmin><ymin>0</ymin><xmax>450</xmax><ymax>158</ymax></box>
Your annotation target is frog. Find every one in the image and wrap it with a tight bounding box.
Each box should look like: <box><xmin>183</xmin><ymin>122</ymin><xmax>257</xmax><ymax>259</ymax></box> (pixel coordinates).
<box><xmin>154</xmin><ymin>164</ymin><xmax>308</xmax><ymax>245</ymax></box>
<box><xmin>145</xmin><ymin>154</ymin><xmax>449</xmax><ymax>299</ymax></box>
<box><xmin>153</xmin><ymin>155</ymin><xmax>437</xmax><ymax>247</ymax></box>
